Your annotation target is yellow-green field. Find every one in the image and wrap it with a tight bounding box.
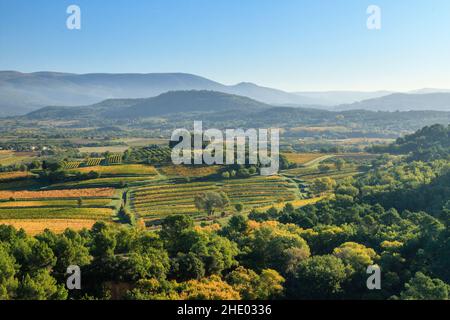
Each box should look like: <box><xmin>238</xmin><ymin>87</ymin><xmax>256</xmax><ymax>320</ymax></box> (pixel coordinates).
<box><xmin>121</xmin><ymin>138</ymin><xmax>169</xmax><ymax>147</ymax></box>
<box><xmin>0</xmin><ymin>188</ymin><xmax>116</xmax><ymax>200</ymax></box>
<box><xmin>70</xmin><ymin>164</ymin><xmax>158</xmax><ymax>176</ymax></box>
<box><xmin>282</xmin><ymin>153</ymin><xmax>327</xmax><ymax>165</ymax></box>
<box><xmin>159</xmin><ymin>165</ymin><xmax>220</xmax><ymax>178</ymax></box>
<box><xmin>0</xmin><ymin>151</ymin><xmax>36</xmax><ymax>166</ymax></box>
<box><xmin>52</xmin><ymin>176</ymin><xmax>159</xmax><ymax>188</ymax></box>
<box><xmin>256</xmin><ymin>196</ymin><xmax>326</xmax><ymax>211</ymax></box>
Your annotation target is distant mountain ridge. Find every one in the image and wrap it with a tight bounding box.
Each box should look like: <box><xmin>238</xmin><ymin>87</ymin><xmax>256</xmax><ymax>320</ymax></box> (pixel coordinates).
<box><xmin>336</xmin><ymin>93</ymin><xmax>450</xmax><ymax>111</ymax></box>
<box><xmin>0</xmin><ymin>71</ymin><xmax>314</xmax><ymax>116</ymax></box>
<box><xmin>293</xmin><ymin>90</ymin><xmax>393</xmax><ymax>106</ymax></box>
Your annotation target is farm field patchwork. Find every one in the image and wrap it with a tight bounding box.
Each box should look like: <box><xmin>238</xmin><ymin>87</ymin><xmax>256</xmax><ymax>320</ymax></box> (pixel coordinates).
<box><xmin>0</xmin><ymin>186</ymin><xmax>119</xmax><ymax>233</ymax></box>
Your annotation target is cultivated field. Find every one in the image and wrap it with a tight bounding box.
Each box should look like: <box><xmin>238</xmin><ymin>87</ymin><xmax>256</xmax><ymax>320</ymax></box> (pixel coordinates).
<box><xmin>0</xmin><ymin>219</ymin><xmax>98</xmax><ymax>235</ymax></box>
<box><xmin>0</xmin><ymin>151</ymin><xmax>36</xmax><ymax>166</ymax></box>
<box><xmin>282</xmin><ymin>153</ymin><xmax>327</xmax><ymax>165</ymax></box>
<box><xmin>0</xmin><ymin>185</ymin><xmax>119</xmax><ymax>233</ymax></box>
<box><xmin>0</xmin><ymin>198</ymin><xmax>114</xmax><ymax>208</ymax></box>
<box><xmin>0</xmin><ymin>188</ymin><xmax>116</xmax><ymax>200</ymax></box>
<box><xmin>70</xmin><ymin>164</ymin><xmax>158</xmax><ymax>176</ymax></box>
<box><xmin>289</xmin><ymin>126</ymin><xmax>350</xmax><ymax>133</ymax></box>
<box><xmin>121</xmin><ymin>138</ymin><xmax>169</xmax><ymax>147</ymax></box>
<box><xmin>78</xmin><ymin>145</ymin><xmax>129</xmax><ymax>153</ymax></box>
<box><xmin>0</xmin><ymin>207</ymin><xmax>114</xmax><ymax>220</ymax></box>
<box><xmin>256</xmin><ymin>196</ymin><xmax>326</xmax><ymax>211</ymax></box>
<box><xmin>52</xmin><ymin>176</ymin><xmax>158</xmax><ymax>188</ymax></box>
<box><xmin>159</xmin><ymin>165</ymin><xmax>220</xmax><ymax>178</ymax></box>
<box><xmin>0</xmin><ymin>171</ymin><xmax>33</xmax><ymax>181</ymax></box>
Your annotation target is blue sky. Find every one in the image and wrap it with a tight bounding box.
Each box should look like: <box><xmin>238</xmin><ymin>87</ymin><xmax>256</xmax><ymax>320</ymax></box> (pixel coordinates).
<box><xmin>1</xmin><ymin>0</ymin><xmax>449</xmax><ymax>91</ymax></box>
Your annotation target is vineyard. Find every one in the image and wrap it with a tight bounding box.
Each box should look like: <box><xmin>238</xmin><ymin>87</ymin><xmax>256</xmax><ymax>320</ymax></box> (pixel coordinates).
<box><xmin>85</xmin><ymin>158</ymin><xmax>104</xmax><ymax>166</ymax></box>
<box><xmin>0</xmin><ymin>198</ymin><xmax>114</xmax><ymax>208</ymax></box>
<box><xmin>0</xmin><ymin>188</ymin><xmax>116</xmax><ymax>200</ymax></box>
<box><xmin>130</xmin><ymin>175</ymin><xmax>300</xmax><ymax>222</ymax></box>
<box><xmin>60</xmin><ymin>157</ymin><xmax>108</xmax><ymax>169</ymax></box>
<box><xmin>106</xmin><ymin>153</ymin><xmax>123</xmax><ymax>164</ymax></box>
<box><xmin>61</xmin><ymin>160</ymin><xmax>84</xmax><ymax>169</ymax></box>
<box><xmin>0</xmin><ymin>207</ymin><xmax>114</xmax><ymax>220</ymax></box>
<box><xmin>0</xmin><ymin>186</ymin><xmax>120</xmax><ymax>234</ymax></box>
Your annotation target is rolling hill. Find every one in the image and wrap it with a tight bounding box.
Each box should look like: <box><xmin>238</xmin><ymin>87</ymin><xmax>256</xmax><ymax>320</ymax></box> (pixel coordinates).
<box><xmin>25</xmin><ymin>90</ymin><xmax>271</xmax><ymax>120</ymax></box>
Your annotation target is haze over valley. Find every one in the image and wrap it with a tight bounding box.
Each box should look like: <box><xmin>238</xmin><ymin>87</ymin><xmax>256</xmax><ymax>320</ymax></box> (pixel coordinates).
<box><xmin>2</xmin><ymin>71</ymin><xmax>450</xmax><ymax>117</ymax></box>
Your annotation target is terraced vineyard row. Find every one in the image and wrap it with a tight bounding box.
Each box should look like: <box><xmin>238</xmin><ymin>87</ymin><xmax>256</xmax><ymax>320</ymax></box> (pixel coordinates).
<box><xmin>130</xmin><ymin>176</ymin><xmax>300</xmax><ymax>219</ymax></box>
<box><xmin>106</xmin><ymin>153</ymin><xmax>123</xmax><ymax>164</ymax></box>
<box><xmin>0</xmin><ymin>188</ymin><xmax>116</xmax><ymax>200</ymax></box>
<box><xmin>61</xmin><ymin>160</ymin><xmax>84</xmax><ymax>169</ymax></box>
<box><xmin>86</xmin><ymin>158</ymin><xmax>104</xmax><ymax>166</ymax></box>
<box><xmin>0</xmin><ymin>198</ymin><xmax>115</xmax><ymax>208</ymax></box>
<box><xmin>60</xmin><ymin>157</ymin><xmax>110</xmax><ymax>169</ymax></box>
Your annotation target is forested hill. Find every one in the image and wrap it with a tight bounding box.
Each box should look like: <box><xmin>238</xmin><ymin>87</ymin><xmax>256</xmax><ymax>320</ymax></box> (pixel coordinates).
<box><xmin>370</xmin><ymin>124</ymin><xmax>450</xmax><ymax>161</ymax></box>
<box><xmin>25</xmin><ymin>90</ymin><xmax>271</xmax><ymax>120</ymax></box>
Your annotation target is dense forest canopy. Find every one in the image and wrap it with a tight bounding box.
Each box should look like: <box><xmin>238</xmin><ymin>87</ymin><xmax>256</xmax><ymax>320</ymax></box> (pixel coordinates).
<box><xmin>370</xmin><ymin>124</ymin><xmax>450</xmax><ymax>161</ymax></box>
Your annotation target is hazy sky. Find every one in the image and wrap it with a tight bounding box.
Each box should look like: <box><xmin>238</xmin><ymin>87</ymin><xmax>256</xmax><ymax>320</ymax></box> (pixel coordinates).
<box><xmin>1</xmin><ymin>0</ymin><xmax>450</xmax><ymax>91</ymax></box>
